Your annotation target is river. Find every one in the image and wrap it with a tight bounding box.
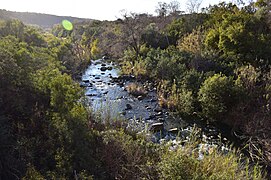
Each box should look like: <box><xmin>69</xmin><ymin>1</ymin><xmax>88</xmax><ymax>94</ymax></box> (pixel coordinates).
<box><xmin>81</xmin><ymin>59</ymin><xmax>240</xmax><ymax>151</ymax></box>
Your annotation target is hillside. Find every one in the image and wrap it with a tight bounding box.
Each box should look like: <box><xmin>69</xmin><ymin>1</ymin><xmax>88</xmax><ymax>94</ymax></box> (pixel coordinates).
<box><xmin>0</xmin><ymin>9</ymin><xmax>92</xmax><ymax>29</ymax></box>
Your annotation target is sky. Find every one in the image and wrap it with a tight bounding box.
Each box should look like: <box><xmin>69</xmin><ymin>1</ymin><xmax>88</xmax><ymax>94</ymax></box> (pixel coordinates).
<box><xmin>1</xmin><ymin>0</ymin><xmax>229</xmax><ymax>20</ymax></box>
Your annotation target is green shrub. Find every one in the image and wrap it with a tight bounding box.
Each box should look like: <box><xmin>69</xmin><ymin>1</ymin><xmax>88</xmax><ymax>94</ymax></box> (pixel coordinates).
<box><xmin>99</xmin><ymin>129</ymin><xmax>159</xmax><ymax>179</ymax></box>
<box><xmin>178</xmin><ymin>27</ymin><xmax>205</xmax><ymax>58</ymax></box>
<box><xmin>198</xmin><ymin>73</ymin><xmax>238</xmax><ymax>121</ymax></box>
<box><xmin>121</xmin><ymin>60</ymin><xmax>134</xmax><ymax>75</ymax></box>
<box><xmin>22</xmin><ymin>165</ymin><xmax>45</xmax><ymax>180</ymax></box>
<box><xmin>159</xmin><ymin>151</ymin><xmax>198</xmax><ymax>180</ymax></box>
<box><xmin>177</xmin><ymin>89</ymin><xmax>195</xmax><ymax>115</ymax></box>
<box><xmin>155</xmin><ymin>56</ymin><xmax>186</xmax><ymax>80</ymax></box>
<box><xmin>181</xmin><ymin>70</ymin><xmax>205</xmax><ymax>95</ymax></box>
<box><xmin>133</xmin><ymin>58</ymin><xmax>147</xmax><ymax>78</ymax></box>
<box><xmin>158</xmin><ymin>144</ymin><xmax>266</xmax><ymax>180</ymax></box>
<box><xmin>165</xmin><ymin>83</ymin><xmax>195</xmax><ymax>115</ymax></box>
<box><xmin>121</xmin><ymin>46</ymin><xmax>148</xmax><ymax>78</ymax></box>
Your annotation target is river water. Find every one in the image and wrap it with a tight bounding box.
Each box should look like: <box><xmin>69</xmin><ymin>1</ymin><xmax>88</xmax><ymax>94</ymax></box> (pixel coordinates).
<box><xmin>81</xmin><ymin>59</ymin><xmax>239</xmax><ymax>149</ymax></box>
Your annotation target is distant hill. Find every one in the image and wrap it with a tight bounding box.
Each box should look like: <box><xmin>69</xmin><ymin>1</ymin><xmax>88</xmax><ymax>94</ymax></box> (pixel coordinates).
<box><xmin>0</xmin><ymin>9</ymin><xmax>93</xmax><ymax>29</ymax></box>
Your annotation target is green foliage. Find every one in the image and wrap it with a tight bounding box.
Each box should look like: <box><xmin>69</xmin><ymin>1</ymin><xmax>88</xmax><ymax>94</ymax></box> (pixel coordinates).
<box><xmin>0</xmin><ymin>116</ymin><xmax>19</xmax><ymax>179</ymax></box>
<box><xmin>98</xmin><ymin>129</ymin><xmax>159</xmax><ymax>179</ymax></box>
<box><xmin>198</xmin><ymin>73</ymin><xmax>239</xmax><ymax>121</ymax></box>
<box><xmin>159</xmin><ymin>142</ymin><xmax>266</xmax><ymax>180</ymax></box>
<box><xmin>84</xmin><ymin>121</ymin><xmax>266</xmax><ymax>180</ymax></box>
<box><xmin>90</xmin><ymin>38</ymin><xmax>100</xmax><ymax>58</ymax></box>
<box><xmin>141</xmin><ymin>23</ymin><xmax>169</xmax><ymax>49</ymax></box>
<box><xmin>121</xmin><ymin>60</ymin><xmax>134</xmax><ymax>75</ymax></box>
<box><xmin>0</xmin><ymin>19</ymin><xmax>25</xmax><ymax>39</ymax></box>
<box><xmin>49</xmin><ymin>73</ymin><xmax>82</xmax><ymax>112</ymax></box>
<box><xmin>0</xmin><ymin>20</ymin><xmax>94</xmax><ymax>179</ymax></box>
<box><xmin>166</xmin><ymin>18</ymin><xmax>189</xmax><ymax>46</ymax></box>
<box><xmin>178</xmin><ymin>89</ymin><xmax>196</xmax><ymax>114</ymax></box>
<box><xmin>181</xmin><ymin>69</ymin><xmax>204</xmax><ymax>96</ymax></box>
<box><xmin>23</xmin><ymin>165</ymin><xmax>45</xmax><ymax>180</ymax></box>
<box><xmin>178</xmin><ymin>27</ymin><xmax>204</xmax><ymax>57</ymax></box>
<box><xmin>133</xmin><ymin>59</ymin><xmax>148</xmax><ymax>78</ymax></box>
<box><xmin>204</xmin><ymin>2</ymin><xmax>239</xmax><ymax>26</ymax></box>
<box><xmin>23</xmin><ymin>27</ymin><xmax>47</xmax><ymax>46</ymax></box>
<box><xmin>157</xmin><ymin>56</ymin><xmax>185</xmax><ymax>80</ymax></box>
<box><xmin>204</xmin><ymin>4</ymin><xmax>271</xmax><ymax>67</ymax></box>
<box><xmin>121</xmin><ymin>45</ymin><xmax>149</xmax><ymax>78</ymax></box>
<box><xmin>0</xmin><ymin>20</ymin><xmax>46</xmax><ymax>47</ymax></box>
<box><xmin>143</xmin><ymin>47</ymin><xmax>190</xmax><ymax>80</ymax></box>
<box><xmin>159</xmin><ymin>151</ymin><xmax>198</xmax><ymax>179</ymax></box>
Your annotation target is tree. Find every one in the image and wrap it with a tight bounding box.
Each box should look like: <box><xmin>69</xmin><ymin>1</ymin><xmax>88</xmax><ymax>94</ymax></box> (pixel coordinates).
<box><xmin>155</xmin><ymin>1</ymin><xmax>182</xmax><ymax>17</ymax></box>
<box><xmin>166</xmin><ymin>18</ymin><xmax>187</xmax><ymax>46</ymax></box>
<box><xmin>141</xmin><ymin>23</ymin><xmax>169</xmax><ymax>49</ymax></box>
<box><xmin>168</xmin><ymin>0</ymin><xmax>182</xmax><ymax>15</ymax></box>
<box><xmin>204</xmin><ymin>6</ymin><xmax>271</xmax><ymax>67</ymax></box>
<box><xmin>186</xmin><ymin>0</ymin><xmax>202</xmax><ymax>13</ymax></box>
<box><xmin>155</xmin><ymin>2</ymin><xmax>169</xmax><ymax>17</ymax></box>
<box><xmin>119</xmin><ymin>11</ymin><xmax>150</xmax><ymax>60</ymax></box>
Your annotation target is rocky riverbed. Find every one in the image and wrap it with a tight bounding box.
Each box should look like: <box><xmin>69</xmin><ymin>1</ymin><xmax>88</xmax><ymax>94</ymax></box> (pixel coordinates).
<box><xmin>81</xmin><ymin>59</ymin><xmax>238</xmax><ymax>154</ymax></box>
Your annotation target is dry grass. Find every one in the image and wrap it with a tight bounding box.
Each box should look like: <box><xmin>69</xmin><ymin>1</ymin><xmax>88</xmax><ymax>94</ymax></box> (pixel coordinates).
<box><xmin>125</xmin><ymin>83</ymin><xmax>147</xmax><ymax>97</ymax></box>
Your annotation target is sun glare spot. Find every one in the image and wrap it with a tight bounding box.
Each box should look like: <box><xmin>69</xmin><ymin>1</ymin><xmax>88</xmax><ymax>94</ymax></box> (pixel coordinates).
<box><xmin>62</xmin><ymin>20</ymin><xmax>73</xmax><ymax>31</ymax></box>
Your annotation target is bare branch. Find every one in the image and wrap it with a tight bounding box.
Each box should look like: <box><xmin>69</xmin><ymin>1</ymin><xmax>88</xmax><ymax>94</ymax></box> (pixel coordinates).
<box><xmin>186</xmin><ymin>0</ymin><xmax>203</xmax><ymax>13</ymax></box>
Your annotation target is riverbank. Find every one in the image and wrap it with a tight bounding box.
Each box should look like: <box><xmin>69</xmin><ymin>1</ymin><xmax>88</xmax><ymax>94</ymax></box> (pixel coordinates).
<box><xmin>81</xmin><ymin>59</ymin><xmax>268</xmax><ymax>168</ymax></box>
<box><xmin>75</xmin><ymin>58</ymin><xmax>265</xmax><ymax>179</ymax></box>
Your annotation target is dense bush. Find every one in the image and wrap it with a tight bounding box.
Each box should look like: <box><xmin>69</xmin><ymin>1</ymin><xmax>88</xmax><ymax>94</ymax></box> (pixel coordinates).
<box><xmin>0</xmin><ymin>20</ymin><xmax>97</xmax><ymax>179</ymax></box>
<box><xmin>158</xmin><ymin>147</ymin><xmax>265</xmax><ymax>180</ymax></box>
<box><xmin>198</xmin><ymin>73</ymin><xmax>239</xmax><ymax>122</ymax></box>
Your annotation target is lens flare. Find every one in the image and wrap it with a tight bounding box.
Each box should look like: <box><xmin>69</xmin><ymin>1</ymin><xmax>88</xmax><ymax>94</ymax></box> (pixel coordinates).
<box><xmin>62</xmin><ymin>20</ymin><xmax>73</xmax><ymax>31</ymax></box>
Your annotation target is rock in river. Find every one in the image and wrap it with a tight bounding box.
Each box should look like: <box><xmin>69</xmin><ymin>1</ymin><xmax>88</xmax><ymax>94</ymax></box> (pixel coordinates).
<box><xmin>137</xmin><ymin>95</ymin><xmax>144</xmax><ymax>101</ymax></box>
<box><xmin>154</xmin><ymin>107</ymin><xmax>162</xmax><ymax>113</ymax></box>
<box><xmin>146</xmin><ymin>114</ymin><xmax>156</xmax><ymax>120</ymax></box>
<box><xmin>100</xmin><ymin>66</ymin><xmax>107</xmax><ymax>71</ymax></box>
<box><xmin>82</xmin><ymin>79</ymin><xmax>90</xmax><ymax>83</ymax></box>
<box><xmin>168</xmin><ymin>128</ymin><xmax>179</xmax><ymax>134</ymax></box>
<box><xmin>125</xmin><ymin>104</ymin><xmax>132</xmax><ymax>110</ymax></box>
<box><xmin>86</xmin><ymin>93</ymin><xmax>97</xmax><ymax>97</ymax></box>
<box><xmin>156</xmin><ymin>111</ymin><xmax>163</xmax><ymax>116</ymax></box>
<box><xmin>149</xmin><ymin>122</ymin><xmax>164</xmax><ymax>132</ymax></box>
<box><xmin>119</xmin><ymin>111</ymin><xmax>126</xmax><ymax>116</ymax></box>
